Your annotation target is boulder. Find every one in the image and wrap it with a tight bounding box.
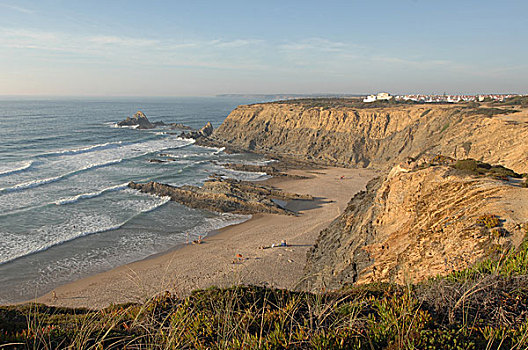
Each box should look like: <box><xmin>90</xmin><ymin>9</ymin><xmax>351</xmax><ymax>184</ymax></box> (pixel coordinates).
<box><xmin>180</xmin><ymin>122</ymin><xmax>214</xmax><ymax>139</ymax></box>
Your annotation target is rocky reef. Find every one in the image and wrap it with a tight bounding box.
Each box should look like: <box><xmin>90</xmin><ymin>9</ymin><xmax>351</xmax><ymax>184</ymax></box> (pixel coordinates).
<box><xmin>117</xmin><ymin>111</ymin><xmax>157</xmax><ymax>129</ymax></box>
<box><xmin>303</xmin><ymin>158</ymin><xmax>528</xmax><ymax>290</ymax></box>
<box><xmin>180</xmin><ymin>122</ymin><xmax>214</xmax><ymax>139</ymax></box>
<box><xmin>128</xmin><ymin>176</ymin><xmax>313</xmax><ymax>215</ymax></box>
<box><xmin>208</xmin><ymin>101</ymin><xmax>528</xmax><ymax>173</ymax></box>
<box><xmin>117</xmin><ymin>111</ymin><xmax>193</xmax><ymax>130</ymax></box>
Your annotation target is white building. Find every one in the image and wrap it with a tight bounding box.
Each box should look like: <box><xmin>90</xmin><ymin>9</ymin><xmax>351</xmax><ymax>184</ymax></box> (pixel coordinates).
<box><xmin>376</xmin><ymin>92</ymin><xmax>393</xmax><ymax>101</ymax></box>
<box><xmin>363</xmin><ymin>92</ymin><xmax>392</xmax><ymax>103</ymax></box>
<box><xmin>363</xmin><ymin>95</ymin><xmax>377</xmax><ymax>102</ymax></box>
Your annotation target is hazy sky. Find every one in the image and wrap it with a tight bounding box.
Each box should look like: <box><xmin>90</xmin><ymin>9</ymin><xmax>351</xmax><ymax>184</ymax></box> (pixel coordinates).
<box><xmin>1</xmin><ymin>0</ymin><xmax>527</xmax><ymax>96</ymax></box>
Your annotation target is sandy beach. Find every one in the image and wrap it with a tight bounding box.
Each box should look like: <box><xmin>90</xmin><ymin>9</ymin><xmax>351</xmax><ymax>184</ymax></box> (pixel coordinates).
<box><xmin>36</xmin><ymin>167</ymin><xmax>376</xmax><ymax>309</ymax></box>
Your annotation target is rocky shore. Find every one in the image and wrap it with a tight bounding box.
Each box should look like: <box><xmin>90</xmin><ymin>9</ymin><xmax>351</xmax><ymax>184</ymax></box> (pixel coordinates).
<box><xmin>128</xmin><ymin>175</ymin><xmax>313</xmax><ymax>215</ymax></box>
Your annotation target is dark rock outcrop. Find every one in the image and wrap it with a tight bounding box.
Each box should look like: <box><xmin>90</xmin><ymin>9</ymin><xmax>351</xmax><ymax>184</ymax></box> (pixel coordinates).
<box><xmin>128</xmin><ymin>176</ymin><xmax>313</xmax><ymax>215</ymax></box>
<box><xmin>169</xmin><ymin>123</ymin><xmax>193</xmax><ymax>130</ymax></box>
<box><xmin>117</xmin><ymin>111</ymin><xmax>155</xmax><ymax>129</ymax></box>
<box><xmin>181</xmin><ymin>122</ymin><xmax>214</xmax><ymax>139</ymax></box>
<box><xmin>117</xmin><ymin>111</ymin><xmax>193</xmax><ymax>130</ymax></box>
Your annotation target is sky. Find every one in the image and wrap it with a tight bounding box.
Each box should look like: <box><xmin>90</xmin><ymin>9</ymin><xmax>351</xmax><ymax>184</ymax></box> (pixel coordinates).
<box><xmin>0</xmin><ymin>0</ymin><xmax>527</xmax><ymax>96</ymax></box>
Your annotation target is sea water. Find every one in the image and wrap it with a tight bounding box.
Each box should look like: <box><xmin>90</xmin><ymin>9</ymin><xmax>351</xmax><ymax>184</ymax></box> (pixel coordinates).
<box><xmin>0</xmin><ymin>96</ymin><xmax>269</xmax><ymax>303</ymax></box>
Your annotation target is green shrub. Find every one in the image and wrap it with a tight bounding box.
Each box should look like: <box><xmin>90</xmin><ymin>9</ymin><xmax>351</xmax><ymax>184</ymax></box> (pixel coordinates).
<box><xmin>476</xmin><ymin>214</ymin><xmax>500</xmax><ymax>229</ymax></box>
<box><xmin>453</xmin><ymin>159</ymin><xmax>522</xmax><ymax>179</ymax></box>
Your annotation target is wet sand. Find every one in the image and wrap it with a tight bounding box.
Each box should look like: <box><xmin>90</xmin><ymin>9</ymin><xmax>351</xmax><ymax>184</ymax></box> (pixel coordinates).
<box><xmin>36</xmin><ymin>167</ymin><xmax>376</xmax><ymax>309</ymax></box>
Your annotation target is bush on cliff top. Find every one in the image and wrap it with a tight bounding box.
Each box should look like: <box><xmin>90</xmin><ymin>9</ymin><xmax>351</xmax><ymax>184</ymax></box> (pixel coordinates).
<box><xmin>452</xmin><ymin>159</ymin><xmax>522</xmax><ymax>180</ymax></box>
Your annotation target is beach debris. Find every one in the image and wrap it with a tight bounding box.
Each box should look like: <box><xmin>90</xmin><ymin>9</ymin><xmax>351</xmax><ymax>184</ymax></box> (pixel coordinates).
<box><xmin>233</xmin><ymin>253</ymin><xmax>244</xmax><ymax>264</ymax></box>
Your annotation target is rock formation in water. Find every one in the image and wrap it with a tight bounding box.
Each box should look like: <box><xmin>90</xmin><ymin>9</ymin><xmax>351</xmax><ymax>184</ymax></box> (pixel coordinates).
<box><xmin>117</xmin><ymin>111</ymin><xmax>193</xmax><ymax>130</ymax></box>
<box><xmin>117</xmin><ymin>111</ymin><xmax>156</xmax><ymax>129</ymax></box>
<box><xmin>207</xmin><ymin>100</ymin><xmax>528</xmax><ymax>173</ymax></box>
<box><xmin>128</xmin><ymin>176</ymin><xmax>313</xmax><ymax>215</ymax></box>
<box><xmin>181</xmin><ymin>122</ymin><xmax>214</xmax><ymax>139</ymax></box>
<box><xmin>303</xmin><ymin>158</ymin><xmax>528</xmax><ymax>290</ymax></box>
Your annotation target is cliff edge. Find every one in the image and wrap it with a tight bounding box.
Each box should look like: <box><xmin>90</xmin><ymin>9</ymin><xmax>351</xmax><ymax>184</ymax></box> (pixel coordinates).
<box><xmin>303</xmin><ymin>160</ymin><xmax>528</xmax><ymax>289</ymax></box>
<box><xmin>210</xmin><ymin>101</ymin><xmax>528</xmax><ymax>173</ymax></box>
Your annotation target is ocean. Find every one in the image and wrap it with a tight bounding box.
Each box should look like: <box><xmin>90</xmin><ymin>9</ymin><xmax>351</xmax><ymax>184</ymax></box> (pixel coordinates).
<box><xmin>0</xmin><ymin>96</ymin><xmax>269</xmax><ymax>303</ymax></box>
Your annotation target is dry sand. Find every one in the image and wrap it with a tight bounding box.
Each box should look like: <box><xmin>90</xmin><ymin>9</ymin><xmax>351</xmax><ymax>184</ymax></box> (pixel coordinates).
<box><xmin>36</xmin><ymin>167</ymin><xmax>376</xmax><ymax>309</ymax></box>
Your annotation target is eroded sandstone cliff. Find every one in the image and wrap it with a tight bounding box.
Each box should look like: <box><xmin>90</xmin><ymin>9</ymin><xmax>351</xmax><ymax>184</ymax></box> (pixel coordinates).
<box><xmin>203</xmin><ymin>99</ymin><xmax>528</xmax><ymax>286</ymax></box>
<box><xmin>209</xmin><ymin>102</ymin><xmax>528</xmax><ymax>173</ymax></box>
<box><xmin>303</xmin><ymin>163</ymin><xmax>528</xmax><ymax>290</ymax></box>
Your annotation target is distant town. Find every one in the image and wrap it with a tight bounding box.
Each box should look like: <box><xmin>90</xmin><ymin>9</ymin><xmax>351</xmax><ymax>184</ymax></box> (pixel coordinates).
<box><xmin>364</xmin><ymin>92</ymin><xmax>524</xmax><ymax>103</ymax></box>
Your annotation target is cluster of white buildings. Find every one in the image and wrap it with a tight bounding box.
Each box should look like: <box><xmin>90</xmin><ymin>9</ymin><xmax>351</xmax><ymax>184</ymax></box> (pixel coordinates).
<box><xmin>361</xmin><ymin>92</ymin><xmax>524</xmax><ymax>103</ymax></box>
<box><xmin>393</xmin><ymin>94</ymin><xmax>521</xmax><ymax>103</ymax></box>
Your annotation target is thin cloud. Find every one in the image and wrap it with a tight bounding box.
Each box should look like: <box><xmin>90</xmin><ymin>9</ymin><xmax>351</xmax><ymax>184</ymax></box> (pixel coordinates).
<box><xmin>280</xmin><ymin>38</ymin><xmax>351</xmax><ymax>52</ymax></box>
<box><xmin>213</xmin><ymin>39</ymin><xmax>263</xmax><ymax>48</ymax></box>
<box><xmin>88</xmin><ymin>35</ymin><xmax>158</xmax><ymax>47</ymax></box>
<box><xmin>0</xmin><ymin>3</ymin><xmax>33</xmax><ymax>14</ymax></box>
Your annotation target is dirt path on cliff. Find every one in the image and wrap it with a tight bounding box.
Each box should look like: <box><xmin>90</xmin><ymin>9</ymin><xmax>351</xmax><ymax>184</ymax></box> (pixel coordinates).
<box><xmin>35</xmin><ymin>167</ymin><xmax>376</xmax><ymax>309</ymax></box>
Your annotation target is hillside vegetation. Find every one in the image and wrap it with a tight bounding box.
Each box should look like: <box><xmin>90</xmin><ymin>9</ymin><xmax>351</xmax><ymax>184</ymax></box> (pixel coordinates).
<box><xmin>1</xmin><ymin>233</ymin><xmax>527</xmax><ymax>349</ymax></box>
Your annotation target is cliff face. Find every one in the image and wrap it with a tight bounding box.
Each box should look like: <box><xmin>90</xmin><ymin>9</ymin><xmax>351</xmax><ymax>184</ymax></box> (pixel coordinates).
<box><xmin>303</xmin><ymin>165</ymin><xmax>528</xmax><ymax>289</ymax></box>
<box><xmin>211</xmin><ymin>103</ymin><xmax>528</xmax><ymax>173</ymax></box>
<box><xmin>209</xmin><ymin>100</ymin><xmax>528</xmax><ymax>287</ymax></box>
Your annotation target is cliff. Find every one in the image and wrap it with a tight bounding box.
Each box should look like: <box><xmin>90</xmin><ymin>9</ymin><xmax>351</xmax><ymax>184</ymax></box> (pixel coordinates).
<box><xmin>303</xmin><ymin>162</ymin><xmax>528</xmax><ymax>289</ymax></box>
<box><xmin>206</xmin><ymin>99</ymin><xmax>528</xmax><ymax>286</ymax></box>
<box><xmin>210</xmin><ymin>102</ymin><xmax>528</xmax><ymax>173</ymax></box>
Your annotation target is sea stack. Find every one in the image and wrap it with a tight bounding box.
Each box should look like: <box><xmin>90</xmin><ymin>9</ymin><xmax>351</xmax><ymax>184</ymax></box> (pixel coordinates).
<box><xmin>117</xmin><ymin>111</ymin><xmax>155</xmax><ymax>129</ymax></box>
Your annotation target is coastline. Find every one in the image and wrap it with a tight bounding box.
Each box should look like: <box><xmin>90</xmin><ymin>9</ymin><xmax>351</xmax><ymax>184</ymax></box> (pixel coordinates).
<box><xmin>34</xmin><ymin>167</ymin><xmax>376</xmax><ymax>309</ymax></box>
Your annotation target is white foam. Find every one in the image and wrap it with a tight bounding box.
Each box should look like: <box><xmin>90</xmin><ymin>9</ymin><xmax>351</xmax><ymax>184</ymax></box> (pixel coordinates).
<box><xmin>39</xmin><ymin>141</ymin><xmax>123</xmax><ymax>157</ymax></box>
<box><xmin>0</xmin><ymin>194</ymin><xmax>170</xmax><ymax>265</ymax></box>
<box><xmin>213</xmin><ymin>147</ymin><xmax>225</xmax><ymax>155</ymax></box>
<box><xmin>54</xmin><ymin>182</ymin><xmax>129</xmax><ymax>205</ymax></box>
<box><xmin>19</xmin><ymin>212</ymin><xmax>250</xmax><ymax>297</ymax></box>
<box><xmin>0</xmin><ymin>161</ymin><xmax>34</xmax><ymax>177</ymax></box>
<box><xmin>181</xmin><ymin>213</ymin><xmax>252</xmax><ymax>242</ymax></box>
<box><xmin>0</xmin><ymin>159</ymin><xmax>124</xmax><ymax>194</ymax></box>
<box><xmin>213</xmin><ymin>164</ymin><xmax>271</xmax><ymax>182</ymax></box>
<box><xmin>113</xmin><ymin>124</ymin><xmax>139</xmax><ymax>129</ymax></box>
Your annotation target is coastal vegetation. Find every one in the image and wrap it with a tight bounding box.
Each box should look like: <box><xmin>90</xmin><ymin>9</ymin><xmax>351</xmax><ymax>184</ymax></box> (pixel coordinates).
<box><xmin>1</xmin><ymin>233</ymin><xmax>527</xmax><ymax>349</ymax></box>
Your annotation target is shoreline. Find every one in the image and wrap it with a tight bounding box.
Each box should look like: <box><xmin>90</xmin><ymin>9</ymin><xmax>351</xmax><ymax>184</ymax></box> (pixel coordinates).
<box><xmin>33</xmin><ymin>167</ymin><xmax>376</xmax><ymax>309</ymax></box>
